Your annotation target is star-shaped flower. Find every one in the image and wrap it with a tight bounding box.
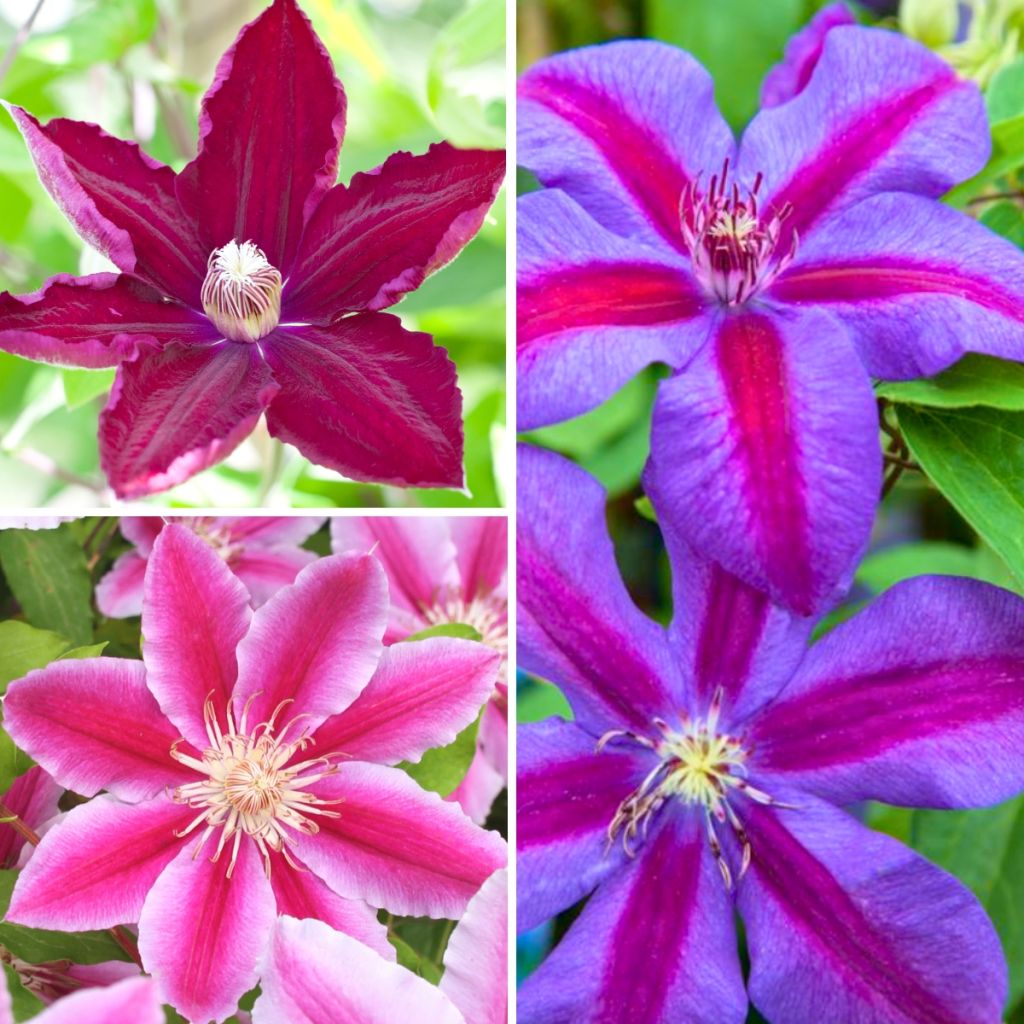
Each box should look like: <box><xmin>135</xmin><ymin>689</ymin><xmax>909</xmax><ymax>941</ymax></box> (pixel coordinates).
<box><xmin>518</xmin><ymin>442</ymin><xmax>1024</xmax><ymax>1024</ymax></box>
<box><xmin>518</xmin><ymin>25</ymin><xmax>1024</xmax><ymax>616</ymax></box>
<box><xmin>0</xmin><ymin>0</ymin><xmax>504</xmax><ymax>497</ymax></box>
<box><xmin>4</xmin><ymin>525</ymin><xmax>505</xmax><ymax>1023</ymax></box>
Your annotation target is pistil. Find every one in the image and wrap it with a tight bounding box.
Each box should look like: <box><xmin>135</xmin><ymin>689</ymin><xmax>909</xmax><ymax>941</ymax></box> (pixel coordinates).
<box><xmin>201</xmin><ymin>240</ymin><xmax>282</xmax><ymax>343</ymax></box>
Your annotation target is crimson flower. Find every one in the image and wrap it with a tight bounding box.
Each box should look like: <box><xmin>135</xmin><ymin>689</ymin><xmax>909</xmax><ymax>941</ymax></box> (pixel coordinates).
<box><xmin>0</xmin><ymin>0</ymin><xmax>504</xmax><ymax>497</ymax></box>
<box><xmin>4</xmin><ymin>525</ymin><xmax>505</xmax><ymax>1023</ymax></box>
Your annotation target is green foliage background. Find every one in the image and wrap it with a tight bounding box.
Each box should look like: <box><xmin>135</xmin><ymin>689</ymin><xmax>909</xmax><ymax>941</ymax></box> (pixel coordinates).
<box><xmin>516</xmin><ymin>1</ymin><xmax>1024</xmax><ymax>1020</ymax></box>
<box><xmin>0</xmin><ymin>0</ymin><xmax>506</xmax><ymax>509</ymax></box>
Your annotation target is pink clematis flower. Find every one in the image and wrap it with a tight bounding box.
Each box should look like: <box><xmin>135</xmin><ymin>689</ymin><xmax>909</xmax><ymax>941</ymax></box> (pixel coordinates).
<box><xmin>96</xmin><ymin>516</ymin><xmax>326</xmax><ymax>618</ymax></box>
<box><xmin>3</xmin><ymin>525</ymin><xmax>506</xmax><ymax>1023</ymax></box>
<box><xmin>0</xmin><ymin>0</ymin><xmax>505</xmax><ymax>497</ymax></box>
<box><xmin>0</xmin><ymin>976</ymin><xmax>162</xmax><ymax>1024</ymax></box>
<box><xmin>332</xmin><ymin>518</ymin><xmax>507</xmax><ymax>823</ymax></box>
<box><xmin>253</xmin><ymin>868</ymin><xmax>507</xmax><ymax>1024</ymax></box>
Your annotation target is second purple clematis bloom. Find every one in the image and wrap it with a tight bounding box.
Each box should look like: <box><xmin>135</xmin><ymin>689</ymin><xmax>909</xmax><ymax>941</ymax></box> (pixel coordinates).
<box><xmin>518</xmin><ymin>25</ymin><xmax>1024</xmax><ymax>615</ymax></box>
<box><xmin>518</xmin><ymin>443</ymin><xmax>1024</xmax><ymax>1024</ymax></box>
<box><xmin>0</xmin><ymin>0</ymin><xmax>504</xmax><ymax>497</ymax></box>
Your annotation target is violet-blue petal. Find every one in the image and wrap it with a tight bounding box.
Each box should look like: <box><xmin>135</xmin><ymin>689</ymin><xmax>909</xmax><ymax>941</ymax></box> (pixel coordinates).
<box><xmin>740</xmin><ymin>26</ymin><xmax>987</xmax><ymax>250</ymax></box>
<box><xmin>517</xmin><ymin>718</ymin><xmax>645</xmax><ymax>932</ymax></box>
<box><xmin>518</xmin><ymin>189</ymin><xmax>713</xmax><ymax>429</ymax></box>
<box><xmin>770</xmin><ymin>192</ymin><xmax>1024</xmax><ymax>379</ymax></box>
<box><xmin>518</xmin><ymin>40</ymin><xmax>734</xmax><ymax>251</ymax></box>
<box><xmin>519</xmin><ymin>811</ymin><xmax>746</xmax><ymax>1024</ymax></box>
<box><xmin>750</xmin><ymin>576</ymin><xmax>1024</xmax><ymax>808</ymax></box>
<box><xmin>644</xmin><ymin>305</ymin><xmax>879</xmax><ymax>617</ymax></box>
<box><xmin>738</xmin><ymin>796</ymin><xmax>1007</xmax><ymax>1024</ymax></box>
<box><xmin>760</xmin><ymin>3</ymin><xmax>856</xmax><ymax>109</ymax></box>
<box><xmin>517</xmin><ymin>443</ymin><xmax>679</xmax><ymax>733</ymax></box>
<box><xmin>99</xmin><ymin>341</ymin><xmax>279</xmax><ymax>499</ymax></box>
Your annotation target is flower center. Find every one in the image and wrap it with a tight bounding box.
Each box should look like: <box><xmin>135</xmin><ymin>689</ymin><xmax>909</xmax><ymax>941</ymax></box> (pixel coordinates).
<box><xmin>422</xmin><ymin>591</ymin><xmax>508</xmax><ymax>667</ymax></box>
<box><xmin>170</xmin><ymin>696</ymin><xmax>341</xmax><ymax>878</ymax></box>
<box><xmin>176</xmin><ymin>518</ymin><xmax>243</xmax><ymax>565</ymax></box>
<box><xmin>680</xmin><ymin>159</ymin><xmax>797</xmax><ymax>305</ymax></box>
<box><xmin>598</xmin><ymin>687</ymin><xmax>785</xmax><ymax>889</ymax></box>
<box><xmin>201</xmin><ymin>240</ymin><xmax>282</xmax><ymax>343</ymax></box>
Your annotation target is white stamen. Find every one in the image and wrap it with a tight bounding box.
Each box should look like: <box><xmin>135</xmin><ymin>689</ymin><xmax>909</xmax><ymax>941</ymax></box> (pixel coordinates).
<box><xmin>201</xmin><ymin>240</ymin><xmax>282</xmax><ymax>343</ymax></box>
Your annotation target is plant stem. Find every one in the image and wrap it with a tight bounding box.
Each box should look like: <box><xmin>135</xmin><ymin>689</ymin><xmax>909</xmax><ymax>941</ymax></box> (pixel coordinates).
<box><xmin>0</xmin><ymin>0</ymin><xmax>45</xmax><ymax>85</ymax></box>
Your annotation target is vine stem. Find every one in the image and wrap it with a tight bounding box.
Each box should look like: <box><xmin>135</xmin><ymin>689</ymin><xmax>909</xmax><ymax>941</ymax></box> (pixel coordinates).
<box><xmin>0</xmin><ymin>801</ymin><xmax>143</xmax><ymax>967</ymax></box>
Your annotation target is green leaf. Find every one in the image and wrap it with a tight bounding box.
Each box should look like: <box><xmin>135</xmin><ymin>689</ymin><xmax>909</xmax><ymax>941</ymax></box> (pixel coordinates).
<box><xmin>3</xmin><ymin>964</ymin><xmax>43</xmax><ymax>1022</ymax></box>
<box><xmin>0</xmin><ymin>620</ymin><xmax>73</xmax><ymax>689</ymax></box>
<box><xmin>398</xmin><ymin>715</ymin><xmax>479</xmax><ymax>796</ymax></box>
<box><xmin>856</xmin><ymin>541</ymin><xmax>1015</xmax><ymax>594</ymax></box>
<box><xmin>981</xmin><ymin>200</ymin><xmax>1024</xmax><ymax>249</ymax></box>
<box><xmin>62</xmin><ymin>368</ymin><xmax>115</xmax><ymax>409</ymax></box>
<box><xmin>911</xmin><ymin>798</ymin><xmax>1024</xmax><ymax>1007</ymax></box>
<box><xmin>401</xmin><ymin>622</ymin><xmax>483</xmax><ymax>643</ymax></box>
<box><xmin>0</xmin><ymin>526</ymin><xmax>93</xmax><ymax>645</ymax></box>
<box><xmin>876</xmin><ymin>354</ymin><xmax>1024</xmax><ymax>410</ymax></box>
<box><xmin>0</xmin><ymin>870</ymin><xmax>130</xmax><ymax>964</ymax></box>
<box><xmin>898</xmin><ymin>405</ymin><xmax>1024</xmax><ymax>586</ymax></box>
<box><xmin>517</xmin><ymin>679</ymin><xmax>573</xmax><ymax>723</ymax></box>
<box><xmin>634</xmin><ymin>495</ymin><xmax>657</xmax><ymax>522</ymax></box>
<box><xmin>389</xmin><ymin>929</ymin><xmax>444</xmax><ymax>985</ymax></box>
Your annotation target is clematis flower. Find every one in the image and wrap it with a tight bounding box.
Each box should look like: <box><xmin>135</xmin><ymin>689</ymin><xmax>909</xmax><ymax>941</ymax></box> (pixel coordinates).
<box><xmin>254</xmin><ymin>869</ymin><xmax>507</xmax><ymax>1024</ymax></box>
<box><xmin>332</xmin><ymin>517</ymin><xmax>507</xmax><ymax>823</ymax></box>
<box><xmin>0</xmin><ymin>976</ymin><xmax>161</xmax><ymax>1024</ymax></box>
<box><xmin>96</xmin><ymin>515</ymin><xmax>326</xmax><ymax>617</ymax></box>
<box><xmin>517</xmin><ymin>442</ymin><xmax>1024</xmax><ymax>1024</ymax></box>
<box><xmin>518</xmin><ymin>26</ymin><xmax>1024</xmax><ymax>615</ymax></box>
<box><xmin>0</xmin><ymin>0</ymin><xmax>505</xmax><ymax>497</ymax></box>
<box><xmin>3</xmin><ymin>525</ymin><xmax>506</xmax><ymax>1023</ymax></box>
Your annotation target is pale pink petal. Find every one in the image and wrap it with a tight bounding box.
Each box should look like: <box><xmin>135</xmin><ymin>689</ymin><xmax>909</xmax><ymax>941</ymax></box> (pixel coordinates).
<box><xmin>268</xmin><ymin>850</ymin><xmax>393</xmax><ymax>961</ymax></box>
<box><xmin>7</xmin><ymin>796</ymin><xmax>192</xmax><ymax>929</ymax></box>
<box><xmin>232</xmin><ymin>553</ymin><xmax>387</xmax><ymax>731</ymax></box>
<box><xmin>447</xmin><ymin>518</ymin><xmax>507</xmax><ymax>600</ymax></box>
<box><xmin>138</xmin><ymin>838</ymin><xmax>275</xmax><ymax>1024</ymax></box>
<box><xmin>4</xmin><ymin>659</ymin><xmax>191</xmax><ymax>800</ymax></box>
<box><xmin>119</xmin><ymin>517</ymin><xmax>164</xmax><ymax>555</ymax></box>
<box><xmin>94</xmin><ymin>551</ymin><xmax>148</xmax><ymax>618</ymax></box>
<box><xmin>232</xmin><ymin>547</ymin><xmax>319</xmax><ymax>608</ymax></box>
<box><xmin>294</xmin><ymin>763</ymin><xmax>506</xmax><ymax>918</ymax></box>
<box><xmin>143</xmin><ymin>525</ymin><xmax>252</xmax><ymax>749</ymax></box>
<box><xmin>34</xmin><ymin>978</ymin><xmax>161</xmax><ymax>1024</ymax></box>
<box><xmin>63</xmin><ymin>961</ymin><xmax>141</xmax><ymax>993</ymax></box>
<box><xmin>312</xmin><ymin>638</ymin><xmax>500</xmax><ymax>765</ymax></box>
<box><xmin>223</xmin><ymin>517</ymin><xmax>327</xmax><ymax>546</ymax></box>
<box><xmin>0</xmin><ymin>765</ymin><xmax>62</xmax><ymax>868</ymax></box>
<box><xmin>440</xmin><ymin>869</ymin><xmax>507</xmax><ymax>1024</ymax></box>
<box><xmin>254</xmin><ymin>916</ymin><xmax>463</xmax><ymax>1024</ymax></box>
<box><xmin>447</xmin><ymin>746</ymin><xmax>505</xmax><ymax>826</ymax></box>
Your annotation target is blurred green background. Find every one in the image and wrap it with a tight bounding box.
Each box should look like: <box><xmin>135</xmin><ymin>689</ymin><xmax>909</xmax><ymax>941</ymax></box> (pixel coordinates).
<box><xmin>517</xmin><ymin>1</ymin><xmax>1024</xmax><ymax>1020</ymax></box>
<box><xmin>0</xmin><ymin>0</ymin><xmax>506</xmax><ymax>509</ymax></box>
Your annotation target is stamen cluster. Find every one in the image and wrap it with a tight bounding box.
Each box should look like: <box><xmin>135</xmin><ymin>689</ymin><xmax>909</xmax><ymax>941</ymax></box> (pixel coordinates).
<box><xmin>680</xmin><ymin>159</ymin><xmax>797</xmax><ymax>305</ymax></box>
<box><xmin>200</xmin><ymin>240</ymin><xmax>283</xmax><ymax>343</ymax></box>
<box><xmin>423</xmin><ymin>591</ymin><xmax>509</xmax><ymax>665</ymax></box>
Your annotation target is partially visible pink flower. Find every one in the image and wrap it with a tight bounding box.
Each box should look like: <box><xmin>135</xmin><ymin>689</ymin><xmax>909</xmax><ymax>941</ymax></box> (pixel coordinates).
<box><xmin>96</xmin><ymin>516</ymin><xmax>326</xmax><ymax>618</ymax></box>
<box><xmin>5</xmin><ymin>525</ymin><xmax>505</xmax><ymax>1023</ymax></box>
<box><xmin>253</xmin><ymin>868</ymin><xmax>507</xmax><ymax>1024</ymax></box>
<box><xmin>0</xmin><ymin>766</ymin><xmax>62</xmax><ymax>869</ymax></box>
<box><xmin>3</xmin><ymin>957</ymin><xmax>140</xmax><ymax>1008</ymax></box>
<box><xmin>0</xmin><ymin>976</ymin><xmax>161</xmax><ymax>1024</ymax></box>
<box><xmin>332</xmin><ymin>518</ymin><xmax>507</xmax><ymax>822</ymax></box>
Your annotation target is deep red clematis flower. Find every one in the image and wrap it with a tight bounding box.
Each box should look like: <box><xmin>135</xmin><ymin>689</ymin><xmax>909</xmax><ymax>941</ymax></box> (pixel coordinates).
<box><xmin>0</xmin><ymin>0</ymin><xmax>505</xmax><ymax>498</ymax></box>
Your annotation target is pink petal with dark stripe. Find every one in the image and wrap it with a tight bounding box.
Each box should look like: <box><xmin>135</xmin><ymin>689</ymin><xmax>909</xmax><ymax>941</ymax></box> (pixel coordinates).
<box><xmin>517</xmin><ymin>719</ymin><xmax>647</xmax><ymax>932</ymax></box>
<box><xmin>518</xmin><ymin>41</ymin><xmax>734</xmax><ymax>251</ymax></box>
<box><xmin>99</xmin><ymin>341</ymin><xmax>278</xmax><ymax>499</ymax></box>
<box><xmin>120</xmin><ymin>517</ymin><xmax>163</xmax><ymax>555</ymax></box>
<box><xmin>223</xmin><ymin>516</ymin><xmax>326</xmax><ymax>547</ymax></box>
<box><xmin>645</xmin><ymin>306</ymin><xmax>879</xmax><ymax>616</ymax></box>
<box><xmin>738</xmin><ymin>798</ymin><xmax>1006</xmax><ymax>1024</ymax></box>
<box><xmin>751</xmin><ymin>576</ymin><xmax>1024</xmax><ymax>808</ymax></box>
<box><xmin>95</xmin><ymin>550</ymin><xmax>148</xmax><ymax>619</ymax></box>
<box><xmin>448</xmin><ymin>516</ymin><xmax>507</xmax><ymax>600</ymax></box>
<box><xmin>519</xmin><ymin>813</ymin><xmax>746</xmax><ymax>1024</ymax></box>
<box><xmin>143</xmin><ymin>526</ymin><xmax>252</xmax><ymax>750</ymax></box>
<box><xmin>7</xmin><ymin>796</ymin><xmax>192</xmax><ymax>930</ymax></box>
<box><xmin>517</xmin><ymin>445</ymin><xmax>680</xmax><ymax>733</ymax></box>
<box><xmin>4</xmin><ymin>659</ymin><xmax>192</xmax><ymax>801</ymax></box>
<box><xmin>293</xmin><ymin>763</ymin><xmax>506</xmax><ymax>919</ymax></box>
<box><xmin>6</xmin><ymin>107</ymin><xmax>207</xmax><ymax>306</ymax></box>
<box><xmin>0</xmin><ymin>766</ymin><xmax>61</xmax><ymax>869</ymax></box>
<box><xmin>739</xmin><ymin>27</ymin><xmax>987</xmax><ymax>251</ymax></box>
<box><xmin>138</xmin><ymin>838</ymin><xmax>275</xmax><ymax>1024</ymax></box>
<box><xmin>284</xmin><ymin>144</ymin><xmax>505</xmax><ymax>320</ymax></box>
<box><xmin>231</xmin><ymin>547</ymin><xmax>319</xmax><ymax>608</ymax></box>
<box><xmin>263</xmin><ymin>316</ymin><xmax>463</xmax><ymax>489</ymax></box>
<box><xmin>176</xmin><ymin>0</ymin><xmax>345</xmax><ymax>273</ymax></box>
<box><xmin>312</xmin><ymin>638</ymin><xmax>499</xmax><ymax>766</ymax></box>
<box><xmin>232</xmin><ymin>552</ymin><xmax>386</xmax><ymax>732</ymax></box>
<box><xmin>0</xmin><ymin>274</ymin><xmax>216</xmax><ymax>369</ymax></box>
<box><xmin>517</xmin><ymin>190</ymin><xmax>712</xmax><ymax>429</ymax></box>
<box><xmin>770</xmin><ymin>192</ymin><xmax>1024</xmax><ymax>379</ymax></box>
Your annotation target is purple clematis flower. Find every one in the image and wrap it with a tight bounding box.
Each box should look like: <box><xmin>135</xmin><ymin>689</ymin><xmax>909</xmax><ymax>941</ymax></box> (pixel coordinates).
<box><xmin>517</xmin><ymin>442</ymin><xmax>1024</xmax><ymax>1024</ymax></box>
<box><xmin>518</xmin><ymin>25</ymin><xmax>1024</xmax><ymax>615</ymax></box>
<box><xmin>3</xmin><ymin>525</ymin><xmax>505</xmax><ymax>1023</ymax></box>
<box><xmin>0</xmin><ymin>0</ymin><xmax>504</xmax><ymax>497</ymax></box>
